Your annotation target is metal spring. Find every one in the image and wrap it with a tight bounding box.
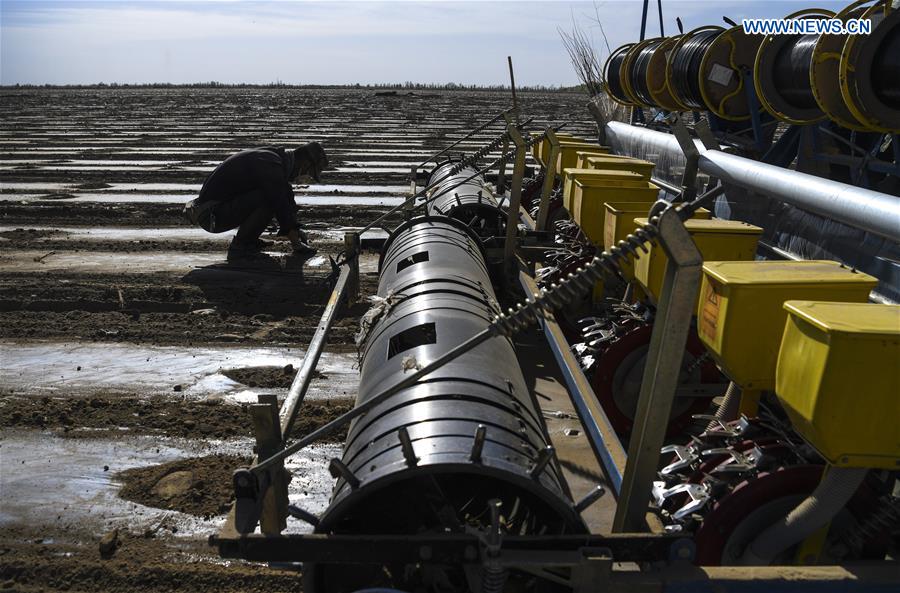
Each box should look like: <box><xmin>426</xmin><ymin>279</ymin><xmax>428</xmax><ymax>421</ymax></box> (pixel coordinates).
<box><xmin>453</xmin><ymin>132</ymin><xmax>510</xmax><ymax>173</ymax></box>
<box><xmin>491</xmin><ymin>222</ymin><xmax>659</xmax><ymax>338</ymax></box>
<box><xmin>481</xmin><ymin>566</ymin><xmax>508</xmax><ymax>593</ymax></box>
<box><xmin>843</xmin><ymin>495</ymin><xmax>900</xmax><ymax>551</ymax></box>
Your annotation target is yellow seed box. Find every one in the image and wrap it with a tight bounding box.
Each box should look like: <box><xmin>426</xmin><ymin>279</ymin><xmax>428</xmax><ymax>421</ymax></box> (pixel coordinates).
<box><xmin>572</xmin><ymin>177</ymin><xmax>659</xmax><ymax>245</ymax></box>
<box><xmin>561</xmin><ymin>168</ymin><xmax>649</xmax><ymax>213</ymax></box>
<box><xmin>777</xmin><ymin>301</ymin><xmax>899</xmax><ymax>469</ymax></box>
<box><xmin>697</xmin><ymin>261</ymin><xmax>877</xmax><ymax>391</ymax></box>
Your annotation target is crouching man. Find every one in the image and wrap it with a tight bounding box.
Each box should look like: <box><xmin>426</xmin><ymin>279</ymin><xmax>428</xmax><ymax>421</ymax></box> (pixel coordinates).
<box><xmin>184</xmin><ymin>142</ymin><xmax>328</xmax><ymax>261</ymax></box>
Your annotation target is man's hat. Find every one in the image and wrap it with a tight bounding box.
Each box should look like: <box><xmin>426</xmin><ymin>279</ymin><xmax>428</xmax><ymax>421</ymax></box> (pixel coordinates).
<box><xmin>296</xmin><ymin>142</ymin><xmax>328</xmax><ymax>182</ymax></box>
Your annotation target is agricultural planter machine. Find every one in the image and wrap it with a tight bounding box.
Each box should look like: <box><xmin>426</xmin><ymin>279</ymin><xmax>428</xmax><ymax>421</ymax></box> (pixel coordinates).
<box><xmin>211</xmin><ymin>1</ymin><xmax>900</xmax><ymax>590</ymax></box>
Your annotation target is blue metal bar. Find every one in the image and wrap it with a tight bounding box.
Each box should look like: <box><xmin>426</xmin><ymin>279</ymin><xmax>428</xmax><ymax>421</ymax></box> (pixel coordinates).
<box><xmin>519</xmin><ymin>272</ymin><xmax>626</xmax><ymax>496</ymax></box>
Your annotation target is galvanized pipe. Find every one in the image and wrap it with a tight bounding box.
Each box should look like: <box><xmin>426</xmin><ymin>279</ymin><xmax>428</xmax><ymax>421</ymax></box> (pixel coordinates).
<box><xmin>605</xmin><ymin>121</ymin><xmax>900</xmax><ymax>242</ymax></box>
<box><xmin>279</xmin><ymin>264</ymin><xmax>351</xmax><ymax>437</ymax></box>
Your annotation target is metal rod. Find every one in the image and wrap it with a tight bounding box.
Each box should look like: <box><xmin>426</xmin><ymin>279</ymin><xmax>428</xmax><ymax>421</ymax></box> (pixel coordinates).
<box><xmin>414</xmin><ymin>109</ymin><xmax>510</xmax><ymax>170</ymax></box>
<box><xmin>518</xmin><ymin>270</ymin><xmax>626</xmax><ymax>495</ymax></box>
<box><xmin>279</xmin><ymin>263</ymin><xmax>351</xmax><ymax>437</ymax></box>
<box><xmin>640</xmin><ymin>0</ymin><xmax>649</xmax><ymax>41</ymax></box>
<box><xmin>657</xmin><ymin>0</ymin><xmax>664</xmax><ymax>36</ymax></box>
<box><xmin>508</xmin><ymin>56</ymin><xmax>519</xmax><ymax>122</ymax></box>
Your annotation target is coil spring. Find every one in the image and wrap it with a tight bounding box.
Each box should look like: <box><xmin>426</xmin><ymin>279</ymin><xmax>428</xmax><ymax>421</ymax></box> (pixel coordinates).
<box><xmin>452</xmin><ymin>127</ymin><xmax>554</xmax><ymax>176</ymax></box>
<box><xmin>481</xmin><ymin>566</ymin><xmax>507</xmax><ymax>593</ymax></box>
<box><xmin>491</xmin><ymin>221</ymin><xmax>659</xmax><ymax>337</ymax></box>
<box><xmin>453</xmin><ymin>132</ymin><xmax>510</xmax><ymax>173</ymax></box>
<box><xmin>843</xmin><ymin>495</ymin><xmax>900</xmax><ymax>551</ymax></box>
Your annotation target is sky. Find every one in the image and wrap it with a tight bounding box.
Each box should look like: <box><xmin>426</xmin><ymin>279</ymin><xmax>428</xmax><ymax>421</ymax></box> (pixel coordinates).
<box><xmin>1</xmin><ymin>0</ymin><xmax>853</xmax><ymax>86</ymax></box>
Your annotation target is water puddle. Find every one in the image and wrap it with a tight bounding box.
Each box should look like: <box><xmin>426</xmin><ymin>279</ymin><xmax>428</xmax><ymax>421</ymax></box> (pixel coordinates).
<box><xmin>1</xmin><ymin>342</ymin><xmax>360</xmax><ymax>402</ymax></box>
<box><xmin>0</xmin><ymin>193</ymin><xmax>405</xmax><ymax>206</ymax></box>
<box><xmin>0</xmin><ymin>225</ymin><xmax>387</xmax><ymax>243</ymax></box>
<box><xmin>0</xmin><ymin>429</ymin><xmax>339</xmax><ymax>536</ymax></box>
<box><xmin>0</xmin><ymin>250</ymin><xmax>379</xmax><ymax>273</ymax></box>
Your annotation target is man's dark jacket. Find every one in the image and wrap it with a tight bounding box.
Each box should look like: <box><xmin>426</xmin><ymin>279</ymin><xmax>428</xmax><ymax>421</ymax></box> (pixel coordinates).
<box><xmin>197</xmin><ymin>146</ymin><xmax>298</xmax><ymax>231</ymax></box>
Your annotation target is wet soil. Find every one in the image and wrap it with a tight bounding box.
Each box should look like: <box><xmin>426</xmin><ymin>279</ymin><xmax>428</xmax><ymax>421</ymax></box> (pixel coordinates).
<box><xmin>0</xmin><ymin>531</ymin><xmax>303</xmax><ymax>593</ymax></box>
<box><xmin>117</xmin><ymin>454</ymin><xmax>252</xmax><ymax>518</ymax></box>
<box><xmin>220</xmin><ymin>364</ymin><xmax>326</xmax><ymax>388</ymax></box>
<box><xmin>0</xmin><ymin>86</ymin><xmax>596</xmax><ymax>590</ymax></box>
<box><xmin>0</xmin><ymin>394</ymin><xmax>354</xmax><ymax>440</ymax></box>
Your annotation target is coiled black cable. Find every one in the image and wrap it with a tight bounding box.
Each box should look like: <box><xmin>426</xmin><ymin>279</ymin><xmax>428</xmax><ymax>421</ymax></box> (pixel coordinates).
<box><xmin>872</xmin><ymin>26</ymin><xmax>900</xmax><ymax>109</ymax></box>
<box><xmin>606</xmin><ymin>45</ymin><xmax>632</xmax><ymax>104</ymax></box>
<box><xmin>772</xmin><ymin>34</ymin><xmax>819</xmax><ymax>110</ymax></box>
<box><xmin>630</xmin><ymin>39</ymin><xmax>664</xmax><ymax>106</ymax></box>
<box><xmin>670</xmin><ymin>29</ymin><xmax>723</xmax><ymax>110</ymax></box>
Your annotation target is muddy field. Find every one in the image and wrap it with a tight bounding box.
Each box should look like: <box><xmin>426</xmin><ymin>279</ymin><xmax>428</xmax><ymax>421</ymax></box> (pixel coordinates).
<box><xmin>0</xmin><ymin>87</ymin><xmax>595</xmax><ymax>591</ymax></box>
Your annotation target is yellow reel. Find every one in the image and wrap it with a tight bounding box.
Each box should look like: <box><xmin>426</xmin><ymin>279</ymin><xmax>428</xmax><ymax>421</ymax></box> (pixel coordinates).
<box><xmin>698</xmin><ymin>25</ymin><xmax>765</xmax><ymax>121</ymax></box>
<box><xmin>839</xmin><ymin>1</ymin><xmax>900</xmax><ymax>132</ymax></box>
<box><xmin>753</xmin><ymin>8</ymin><xmax>836</xmax><ymax>125</ymax></box>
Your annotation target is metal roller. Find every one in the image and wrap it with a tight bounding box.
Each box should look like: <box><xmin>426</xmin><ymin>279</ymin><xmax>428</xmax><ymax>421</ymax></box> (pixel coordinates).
<box><xmin>425</xmin><ymin>160</ymin><xmax>506</xmax><ymax>236</ymax></box>
<box><xmin>307</xmin><ymin>216</ymin><xmax>585</xmax><ymax>591</ymax></box>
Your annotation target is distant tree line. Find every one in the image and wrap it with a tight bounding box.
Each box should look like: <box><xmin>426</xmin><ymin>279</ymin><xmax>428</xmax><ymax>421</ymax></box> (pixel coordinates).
<box><xmin>1</xmin><ymin>81</ymin><xmax>584</xmax><ymax>92</ymax></box>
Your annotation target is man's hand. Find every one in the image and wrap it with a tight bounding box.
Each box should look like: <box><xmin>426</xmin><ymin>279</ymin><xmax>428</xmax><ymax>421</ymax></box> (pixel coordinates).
<box><xmin>285</xmin><ymin>227</ymin><xmax>309</xmax><ymax>245</ymax></box>
<box><xmin>287</xmin><ymin>228</ymin><xmax>316</xmax><ymax>256</ymax></box>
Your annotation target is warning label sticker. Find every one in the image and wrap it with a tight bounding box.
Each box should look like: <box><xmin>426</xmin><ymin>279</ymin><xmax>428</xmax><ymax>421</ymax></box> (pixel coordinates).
<box><xmin>700</xmin><ymin>281</ymin><xmax>722</xmax><ymax>342</ymax></box>
<box><xmin>708</xmin><ymin>63</ymin><xmax>735</xmax><ymax>87</ymax></box>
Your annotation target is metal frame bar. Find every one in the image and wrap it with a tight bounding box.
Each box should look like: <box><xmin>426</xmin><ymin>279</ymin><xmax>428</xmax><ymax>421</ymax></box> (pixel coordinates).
<box><xmin>605</xmin><ymin>121</ymin><xmax>900</xmax><ymax>242</ymax></box>
<box><xmin>518</xmin><ymin>271</ymin><xmax>626</xmax><ymax>495</ymax></box>
<box><xmin>613</xmin><ymin>208</ymin><xmax>704</xmax><ymax>532</ymax></box>
<box><xmin>536</xmin><ymin>128</ymin><xmax>560</xmax><ymax>231</ymax></box>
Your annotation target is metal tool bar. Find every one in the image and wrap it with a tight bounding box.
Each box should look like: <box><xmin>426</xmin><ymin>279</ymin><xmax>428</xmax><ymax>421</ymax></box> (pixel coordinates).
<box><xmin>212</xmin><ymin>532</ymin><xmax>679</xmax><ymax>564</ymax></box>
<box><xmin>605</xmin><ymin>121</ymin><xmax>900</xmax><ymax>242</ymax></box>
<box><xmin>279</xmin><ymin>263</ymin><xmax>352</xmax><ymax>437</ymax></box>
<box><xmin>613</xmin><ymin>207</ymin><xmax>704</xmax><ymax>532</ymax></box>
<box><xmin>518</xmin><ymin>271</ymin><xmax>626</xmax><ymax>495</ymax></box>
<box><xmin>413</xmin><ymin>109</ymin><xmax>510</xmax><ymax>170</ymax></box>
<box><xmin>504</xmin><ymin>124</ymin><xmax>528</xmax><ymax>264</ymax></box>
<box><xmin>536</xmin><ymin>128</ymin><xmax>560</xmax><ymax>231</ymax></box>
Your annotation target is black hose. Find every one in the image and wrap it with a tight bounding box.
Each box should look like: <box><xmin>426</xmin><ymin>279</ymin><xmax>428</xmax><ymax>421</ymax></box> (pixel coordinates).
<box><xmin>772</xmin><ymin>34</ymin><xmax>819</xmax><ymax>111</ymax></box>
<box><xmin>606</xmin><ymin>46</ymin><xmax>632</xmax><ymax>104</ymax></box>
<box><xmin>872</xmin><ymin>26</ymin><xmax>900</xmax><ymax>109</ymax></box>
<box><xmin>670</xmin><ymin>29</ymin><xmax>723</xmax><ymax>110</ymax></box>
<box><xmin>630</xmin><ymin>39</ymin><xmax>664</xmax><ymax>106</ymax></box>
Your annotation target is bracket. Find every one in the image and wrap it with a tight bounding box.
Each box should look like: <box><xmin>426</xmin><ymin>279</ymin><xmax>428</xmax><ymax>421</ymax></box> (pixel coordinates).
<box><xmin>503</xmin><ymin>123</ymin><xmax>528</xmax><ymax>269</ymax></box>
<box><xmin>671</xmin><ymin>115</ymin><xmax>701</xmax><ymax>202</ymax></box>
<box><xmin>613</xmin><ymin>207</ymin><xmax>704</xmax><ymax>532</ymax></box>
<box><xmin>535</xmin><ymin>128</ymin><xmax>561</xmax><ymax>232</ymax></box>
<box><xmin>235</xmin><ymin>393</ymin><xmax>289</xmax><ymax>535</ymax></box>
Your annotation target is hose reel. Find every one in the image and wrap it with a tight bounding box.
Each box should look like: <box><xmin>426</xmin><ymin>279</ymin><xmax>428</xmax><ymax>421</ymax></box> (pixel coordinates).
<box><xmin>603</xmin><ymin>0</ymin><xmax>900</xmax><ymax>132</ymax></box>
<box><xmin>840</xmin><ymin>0</ymin><xmax>900</xmax><ymax>132</ymax></box>
<box><xmin>754</xmin><ymin>8</ymin><xmax>836</xmax><ymax>125</ymax></box>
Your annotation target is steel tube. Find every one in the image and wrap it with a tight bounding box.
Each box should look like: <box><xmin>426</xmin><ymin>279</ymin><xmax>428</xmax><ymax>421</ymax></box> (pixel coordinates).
<box><xmin>606</xmin><ymin>121</ymin><xmax>900</xmax><ymax>242</ymax></box>
<box><xmin>279</xmin><ymin>264</ymin><xmax>351</xmax><ymax>437</ymax></box>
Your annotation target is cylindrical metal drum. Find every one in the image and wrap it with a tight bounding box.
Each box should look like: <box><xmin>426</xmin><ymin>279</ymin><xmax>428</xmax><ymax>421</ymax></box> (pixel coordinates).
<box><xmin>426</xmin><ymin>160</ymin><xmax>506</xmax><ymax>236</ymax></box>
<box><xmin>308</xmin><ymin>216</ymin><xmax>584</xmax><ymax>591</ymax></box>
